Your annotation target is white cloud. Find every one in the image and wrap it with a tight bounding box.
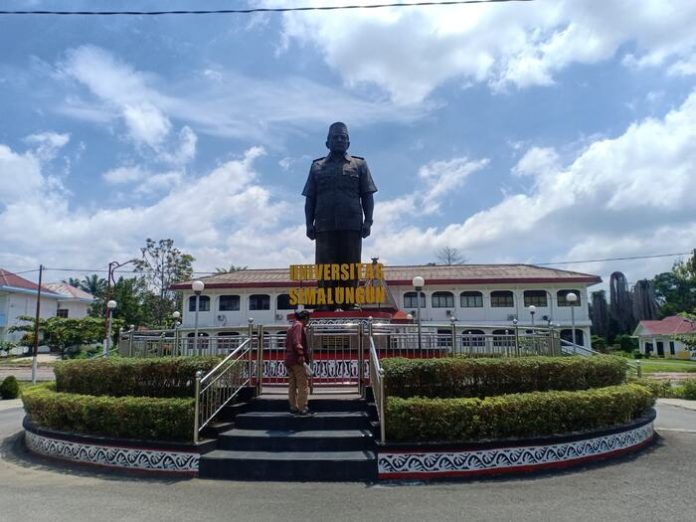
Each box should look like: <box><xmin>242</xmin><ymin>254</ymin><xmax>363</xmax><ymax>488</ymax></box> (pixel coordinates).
<box><xmin>266</xmin><ymin>0</ymin><xmax>696</xmax><ymax>103</ymax></box>
<box><xmin>103</xmin><ymin>166</ymin><xmax>147</xmax><ymax>185</ymax></box>
<box><xmin>368</xmin><ymin>87</ymin><xmax>696</xmax><ymax>282</ymax></box>
<box><xmin>23</xmin><ymin>132</ymin><xmax>70</xmax><ymax>161</ymax></box>
<box><xmin>418</xmin><ymin>157</ymin><xmax>489</xmax><ymax>214</ymax></box>
<box><xmin>0</xmin><ymin>145</ymin><xmax>44</xmax><ymax>205</ymax></box>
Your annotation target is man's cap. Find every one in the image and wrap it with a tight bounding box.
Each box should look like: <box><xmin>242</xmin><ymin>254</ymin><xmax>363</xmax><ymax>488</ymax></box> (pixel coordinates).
<box><xmin>294</xmin><ymin>310</ymin><xmax>311</xmax><ymax>321</ymax></box>
<box><xmin>328</xmin><ymin>121</ymin><xmax>349</xmax><ymax>136</ymax></box>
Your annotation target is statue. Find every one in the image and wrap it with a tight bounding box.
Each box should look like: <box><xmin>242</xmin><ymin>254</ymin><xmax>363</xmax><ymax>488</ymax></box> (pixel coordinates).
<box><xmin>302</xmin><ymin>122</ymin><xmax>377</xmax><ymax>307</ymax></box>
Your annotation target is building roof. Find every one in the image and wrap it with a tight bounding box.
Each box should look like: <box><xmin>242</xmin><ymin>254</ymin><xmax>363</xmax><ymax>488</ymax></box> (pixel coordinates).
<box><xmin>44</xmin><ymin>282</ymin><xmax>95</xmax><ymax>302</ymax></box>
<box><xmin>171</xmin><ymin>264</ymin><xmax>601</xmax><ymax>290</ymax></box>
<box><xmin>0</xmin><ymin>268</ymin><xmax>60</xmax><ymax>296</ymax></box>
<box><xmin>636</xmin><ymin>315</ymin><xmax>696</xmax><ymax>336</ymax></box>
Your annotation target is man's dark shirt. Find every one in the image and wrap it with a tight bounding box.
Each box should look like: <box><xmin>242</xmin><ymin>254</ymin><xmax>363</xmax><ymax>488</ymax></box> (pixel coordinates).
<box><xmin>284</xmin><ymin>320</ymin><xmax>308</xmax><ymax>368</ymax></box>
<box><xmin>302</xmin><ymin>153</ymin><xmax>377</xmax><ymax>233</ymax></box>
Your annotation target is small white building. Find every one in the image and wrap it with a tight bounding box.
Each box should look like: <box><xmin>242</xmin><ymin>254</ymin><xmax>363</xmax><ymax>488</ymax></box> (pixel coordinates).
<box><xmin>633</xmin><ymin>315</ymin><xmax>696</xmax><ymax>359</ymax></box>
<box><xmin>44</xmin><ymin>282</ymin><xmax>95</xmax><ymax>319</ymax></box>
<box><xmin>171</xmin><ymin>264</ymin><xmax>600</xmax><ymax>348</ymax></box>
<box><xmin>0</xmin><ymin>269</ymin><xmax>62</xmax><ymax>343</ymax></box>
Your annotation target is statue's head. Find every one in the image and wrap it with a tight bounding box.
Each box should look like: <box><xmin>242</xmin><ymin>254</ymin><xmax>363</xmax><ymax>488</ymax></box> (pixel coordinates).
<box><xmin>326</xmin><ymin>122</ymin><xmax>350</xmax><ymax>154</ymax></box>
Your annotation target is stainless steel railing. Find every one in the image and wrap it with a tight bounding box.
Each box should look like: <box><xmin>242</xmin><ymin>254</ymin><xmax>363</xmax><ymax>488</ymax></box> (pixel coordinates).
<box><xmin>368</xmin><ymin>321</ymin><xmax>386</xmax><ymax>444</ymax></box>
<box><xmin>193</xmin><ymin>337</ymin><xmax>253</xmax><ymax>443</ymax></box>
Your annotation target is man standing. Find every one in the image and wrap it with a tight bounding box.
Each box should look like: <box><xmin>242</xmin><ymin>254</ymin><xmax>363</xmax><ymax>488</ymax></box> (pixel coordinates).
<box><xmin>302</xmin><ymin>122</ymin><xmax>378</xmax><ymax>306</ymax></box>
<box><xmin>284</xmin><ymin>310</ymin><xmax>311</xmax><ymax>415</ymax></box>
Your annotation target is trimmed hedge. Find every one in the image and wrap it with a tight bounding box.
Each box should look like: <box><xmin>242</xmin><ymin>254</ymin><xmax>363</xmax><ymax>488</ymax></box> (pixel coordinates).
<box><xmin>22</xmin><ymin>384</ymin><xmax>194</xmax><ymax>442</ymax></box>
<box><xmin>1</xmin><ymin>375</ymin><xmax>20</xmax><ymax>399</ymax></box>
<box><xmin>383</xmin><ymin>356</ymin><xmax>628</xmax><ymax>399</ymax></box>
<box><xmin>385</xmin><ymin>383</ymin><xmax>654</xmax><ymax>442</ymax></box>
<box><xmin>54</xmin><ymin>357</ymin><xmax>222</xmax><ymax>398</ymax></box>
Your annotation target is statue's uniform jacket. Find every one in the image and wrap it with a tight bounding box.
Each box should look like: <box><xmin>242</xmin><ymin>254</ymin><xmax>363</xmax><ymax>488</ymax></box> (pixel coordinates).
<box><xmin>302</xmin><ymin>153</ymin><xmax>377</xmax><ymax>233</ymax></box>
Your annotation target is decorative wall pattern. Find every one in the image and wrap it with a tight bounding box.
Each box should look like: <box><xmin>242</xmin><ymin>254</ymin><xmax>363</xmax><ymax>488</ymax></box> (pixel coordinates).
<box><xmin>379</xmin><ymin>422</ymin><xmax>654</xmax><ymax>479</ymax></box>
<box><xmin>25</xmin><ymin>430</ymin><xmax>199</xmax><ymax>474</ymax></box>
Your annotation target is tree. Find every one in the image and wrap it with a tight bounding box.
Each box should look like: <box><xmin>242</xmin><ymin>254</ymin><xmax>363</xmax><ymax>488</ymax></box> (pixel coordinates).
<box><xmin>89</xmin><ymin>277</ymin><xmax>148</xmax><ymax>328</ymax></box>
<box><xmin>652</xmin><ymin>252</ymin><xmax>696</xmax><ymax>318</ymax></box>
<box><xmin>62</xmin><ymin>277</ymin><xmax>82</xmax><ymax>288</ymax></box>
<box><xmin>214</xmin><ymin>265</ymin><xmax>247</xmax><ymax>274</ymax></box>
<box><xmin>78</xmin><ymin>274</ymin><xmax>107</xmax><ymax>298</ymax></box>
<box><xmin>632</xmin><ymin>279</ymin><xmax>658</xmax><ymax>321</ymax></box>
<box><xmin>435</xmin><ymin>246</ymin><xmax>465</xmax><ymax>265</ymax></box>
<box><xmin>134</xmin><ymin>238</ymin><xmax>194</xmax><ymax>327</ymax></box>
<box><xmin>590</xmin><ymin>290</ymin><xmax>610</xmax><ymax>339</ymax></box>
<box><xmin>609</xmin><ymin>271</ymin><xmax>635</xmax><ymax>338</ymax></box>
<box><xmin>8</xmin><ymin>315</ymin><xmax>123</xmax><ymax>358</ymax></box>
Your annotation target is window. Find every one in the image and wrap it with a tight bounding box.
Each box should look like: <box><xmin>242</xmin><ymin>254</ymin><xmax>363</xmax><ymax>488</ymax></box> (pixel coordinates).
<box><xmin>277</xmin><ymin>294</ymin><xmax>294</xmax><ymax>310</ymax></box>
<box><xmin>460</xmin><ymin>291</ymin><xmax>483</xmax><ymax>308</ymax></box>
<box><xmin>404</xmin><ymin>291</ymin><xmax>425</xmax><ymax>309</ymax></box>
<box><xmin>57</xmin><ymin>309</ymin><xmax>69</xmax><ymax>318</ymax></box>
<box><xmin>523</xmin><ymin>290</ymin><xmax>547</xmax><ymax>307</ymax></box>
<box><xmin>491</xmin><ymin>291</ymin><xmax>514</xmax><ymax>308</ymax></box>
<box><xmin>219</xmin><ymin>295</ymin><xmax>240</xmax><ymax>311</ymax></box>
<box><xmin>560</xmin><ymin>329</ymin><xmax>585</xmax><ymax>346</ymax></box>
<box><xmin>188</xmin><ymin>295</ymin><xmax>210</xmax><ymax>312</ymax></box>
<box><xmin>249</xmin><ymin>294</ymin><xmax>270</xmax><ymax>310</ymax></box>
<box><xmin>492</xmin><ymin>329</ymin><xmax>514</xmax><ymax>348</ymax></box>
<box><xmin>557</xmin><ymin>289</ymin><xmax>581</xmax><ymax>307</ymax></box>
<box><xmin>462</xmin><ymin>329</ymin><xmax>485</xmax><ymax>348</ymax></box>
<box><xmin>432</xmin><ymin>291</ymin><xmax>454</xmax><ymax>308</ymax></box>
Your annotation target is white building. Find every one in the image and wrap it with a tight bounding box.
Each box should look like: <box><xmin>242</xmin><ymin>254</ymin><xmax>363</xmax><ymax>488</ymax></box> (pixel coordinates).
<box><xmin>633</xmin><ymin>315</ymin><xmax>696</xmax><ymax>359</ymax></box>
<box><xmin>0</xmin><ymin>269</ymin><xmax>62</xmax><ymax>343</ymax></box>
<box><xmin>172</xmin><ymin>264</ymin><xmax>600</xmax><ymax>348</ymax></box>
<box><xmin>44</xmin><ymin>282</ymin><xmax>95</xmax><ymax>319</ymax></box>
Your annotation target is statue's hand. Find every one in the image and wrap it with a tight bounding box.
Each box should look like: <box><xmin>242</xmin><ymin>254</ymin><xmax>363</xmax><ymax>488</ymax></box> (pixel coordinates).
<box><xmin>306</xmin><ymin>224</ymin><xmax>316</xmax><ymax>240</ymax></box>
<box><xmin>361</xmin><ymin>221</ymin><xmax>372</xmax><ymax>238</ymax></box>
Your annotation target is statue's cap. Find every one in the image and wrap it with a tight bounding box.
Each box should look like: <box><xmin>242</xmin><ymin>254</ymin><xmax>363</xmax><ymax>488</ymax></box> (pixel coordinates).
<box><xmin>328</xmin><ymin>121</ymin><xmax>349</xmax><ymax>136</ymax></box>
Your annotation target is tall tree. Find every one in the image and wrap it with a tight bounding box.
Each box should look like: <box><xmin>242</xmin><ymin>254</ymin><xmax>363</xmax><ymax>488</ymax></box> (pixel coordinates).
<box><xmin>435</xmin><ymin>246</ymin><xmax>466</xmax><ymax>265</ymax></box>
<box><xmin>79</xmin><ymin>274</ymin><xmax>107</xmax><ymax>297</ymax></box>
<box><xmin>134</xmin><ymin>238</ymin><xmax>194</xmax><ymax>326</ymax></box>
<box><xmin>590</xmin><ymin>290</ymin><xmax>610</xmax><ymax>339</ymax></box>
<box><xmin>652</xmin><ymin>251</ymin><xmax>696</xmax><ymax>318</ymax></box>
<box><xmin>89</xmin><ymin>277</ymin><xmax>148</xmax><ymax>328</ymax></box>
<box><xmin>609</xmin><ymin>271</ymin><xmax>635</xmax><ymax>337</ymax></box>
<box><xmin>62</xmin><ymin>277</ymin><xmax>82</xmax><ymax>288</ymax></box>
<box><xmin>632</xmin><ymin>279</ymin><xmax>658</xmax><ymax>321</ymax></box>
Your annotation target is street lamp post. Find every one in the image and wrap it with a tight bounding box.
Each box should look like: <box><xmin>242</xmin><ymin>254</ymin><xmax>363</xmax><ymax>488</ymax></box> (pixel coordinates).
<box><xmin>172</xmin><ymin>311</ymin><xmax>181</xmax><ymax>356</ymax></box>
<box><xmin>192</xmin><ymin>280</ymin><xmax>205</xmax><ymax>356</ymax></box>
<box><xmin>566</xmin><ymin>292</ymin><xmax>578</xmax><ymax>352</ymax></box>
<box><xmin>105</xmin><ymin>300</ymin><xmax>117</xmax><ymax>357</ymax></box>
<box><xmin>412</xmin><ymin>276</ymin><xmax>424</xmax><ymax>350</ymax></box>
<box><xmin>528</xmin><ymin>305</ymin><xmax>536</xmax><ymax>327</ymax></box>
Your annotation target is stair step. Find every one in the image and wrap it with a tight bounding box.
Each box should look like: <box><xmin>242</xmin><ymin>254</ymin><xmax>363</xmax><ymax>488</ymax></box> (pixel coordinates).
<box><xmin>234</xmin><ymin>411</ymin><xmax>371</xmax><ymax>431</ymax></box>
<box><xmin>249</xmin><ymin>397</ymin><xmax>367</xmax><ymax>412</ymax></box>
<box><xmin>218</xmin><ymin>428</ymin><xmax>374</xmax><ymax>451</ymax></box>
<box><xmin>202</xmin><ymin>420</ymin><xmax>236</xmax><ymax>437</ymax></box>
<box><xmin>199</xmin><ymin>449</ymin><xmax>377</xmax><ymax>482</ymax></box>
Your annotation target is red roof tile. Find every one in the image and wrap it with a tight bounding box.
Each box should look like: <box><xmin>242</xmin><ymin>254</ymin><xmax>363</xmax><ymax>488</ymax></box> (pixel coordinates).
<box><xmin>638</xmin><ymin>316</ymin><xmax>696</xmax><ymax>336</ymax></box>
<box><xmin>44</xmin><ymin>282</ymin><xmax>95</xmax><ymax>301</ymax></box>
<box><xmin>0</xmin><ymin>268</ymin><xmax>60</xmax><ymax>295</ymax></box>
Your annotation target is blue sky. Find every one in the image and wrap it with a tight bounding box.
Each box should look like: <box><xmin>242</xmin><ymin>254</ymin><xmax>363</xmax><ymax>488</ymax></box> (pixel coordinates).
<box><xmin>1</xmin><ymin>0</ymin><xmax>696</xmax><ymax>288</ymax></box>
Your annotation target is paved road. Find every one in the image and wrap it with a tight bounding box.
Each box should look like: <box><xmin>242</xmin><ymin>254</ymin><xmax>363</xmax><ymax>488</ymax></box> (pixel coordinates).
<box><xmin>0</xmin><ymin>367</ymin><xmax>54</xmax><ymax>381</ymax></box>
<box><xmin>0</xmin><ymin>402</ymin><xmax>695</xmax><ymax>522</ymax></box>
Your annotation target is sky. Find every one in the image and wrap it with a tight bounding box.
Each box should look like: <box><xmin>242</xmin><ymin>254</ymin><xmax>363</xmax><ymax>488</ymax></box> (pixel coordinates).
<box><xmin>1</xmin><ymin>0</ymin><xmax>695</xmax><ymax>290</ymax></box>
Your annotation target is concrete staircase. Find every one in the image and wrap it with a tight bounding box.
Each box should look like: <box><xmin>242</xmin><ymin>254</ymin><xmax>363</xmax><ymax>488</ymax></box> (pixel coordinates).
<box><xmin>199</xmin><ymin>392</ymin><xmax>377</xmax><ymax>482</ymax></box>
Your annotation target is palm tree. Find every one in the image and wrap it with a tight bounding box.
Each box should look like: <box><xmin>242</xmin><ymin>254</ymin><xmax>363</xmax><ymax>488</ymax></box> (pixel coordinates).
<box><xmin>62</xmin><ymin>277</ymin><xmax>82</xmax><ymax>288</ymax></box>
<box><xmin>214</xmin><ymin>265</ymin><xmax>247</xmax><ymax>274</ymax></box>
<box><xmin>80</xmin><ymin>274</ymin><xmax>108</xmax><ymax>297</ymax></box>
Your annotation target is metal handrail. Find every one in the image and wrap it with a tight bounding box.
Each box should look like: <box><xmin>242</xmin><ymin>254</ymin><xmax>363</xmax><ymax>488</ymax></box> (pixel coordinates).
<box><xmin>559</xmin><ymin>339</ymin><xmax>602</xmax><ymax>356</ymax></box>
<box><xmin>194</xmin><ymin>337</ymin><xmax>252</xmax><ymax>443</ymax></box>
<box><xmin>368</xmin><ymin>331</ymin><xmax>386</xmax><ymax>444</ymax></box>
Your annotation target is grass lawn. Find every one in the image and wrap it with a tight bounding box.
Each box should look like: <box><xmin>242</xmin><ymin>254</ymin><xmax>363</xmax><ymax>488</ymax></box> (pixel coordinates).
<box><xmin>639</xmin><ymin>359</ymin><xmax>696</xmax><ymax>374</ymax></box>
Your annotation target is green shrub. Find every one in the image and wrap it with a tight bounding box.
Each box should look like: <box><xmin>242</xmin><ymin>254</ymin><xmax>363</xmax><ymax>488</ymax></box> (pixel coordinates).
<box><xmin>54</xmin><ymin>357</ymin><xmax>222</xmax><ymax>398</ymax></box>
<box><xmin>0</xmin><ymin>375</ymin><xmax>20</xmax><ymax>399</ymax></box>
<box><xmin>383</xmin><ymin>356</ymin><xmax>628</xmax><ymax>399</ymax></box>
<box><xmin>385</xmin><ymin>384</ymin><xmax>654</xmax><ymax>442</ymax></box>
<box><xmin>22</xmin><ymin>384</ymin><xmax>194</xmax><ymax>442</ymax></box>
<box><xmin>681</xmin><ymin>380</ymin><xmax>696</xmax><ymax>400</ymax></box>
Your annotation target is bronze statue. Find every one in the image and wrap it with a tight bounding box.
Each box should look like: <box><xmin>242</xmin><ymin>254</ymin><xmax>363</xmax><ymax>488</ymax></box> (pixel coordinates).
<box><xmin>302</xmin><ymin>122</ymin><xmax>377</xmax><ymax>307</ymax></box>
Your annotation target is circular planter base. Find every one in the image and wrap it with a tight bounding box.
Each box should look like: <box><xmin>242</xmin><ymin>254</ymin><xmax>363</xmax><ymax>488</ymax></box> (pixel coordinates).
<box><xmin>378</xmin><ymin>410</ymin><xmax>656</xmax><ymax>481</ymax></box>
<box><xmin>23</xmin><ymin>417</ymin><xmax>207</xmax><ymax>476</ymax></box>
